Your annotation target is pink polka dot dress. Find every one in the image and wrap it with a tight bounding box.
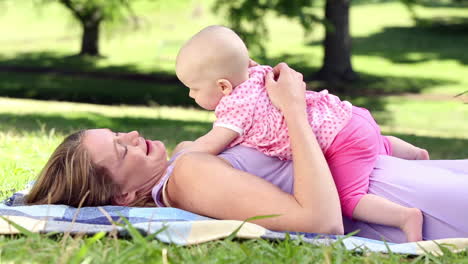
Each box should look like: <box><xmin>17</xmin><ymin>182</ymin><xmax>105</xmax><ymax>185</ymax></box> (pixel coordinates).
<box><xmin>214</xmin><ymin>65</ymin><xmax>353</xmax><ymax>160</ymax></box>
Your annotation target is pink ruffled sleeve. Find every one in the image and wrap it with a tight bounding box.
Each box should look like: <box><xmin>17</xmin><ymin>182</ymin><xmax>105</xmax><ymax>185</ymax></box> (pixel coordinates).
<box><xmin>214</xmin><ymin>88</ymin><xmax>255</xmax><ymax>136</ymax></box>
<box><xmin>213</xmin><ymin>65</ymin><xmax>271</xmax><ymax>136</ymax></box>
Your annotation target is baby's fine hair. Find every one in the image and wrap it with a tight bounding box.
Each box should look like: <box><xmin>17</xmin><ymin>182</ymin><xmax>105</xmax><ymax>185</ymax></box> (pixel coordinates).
<box><xmin>177</xmin><ymin>25</ymin><xmax>250</xmax><ymax>81</ymax></box>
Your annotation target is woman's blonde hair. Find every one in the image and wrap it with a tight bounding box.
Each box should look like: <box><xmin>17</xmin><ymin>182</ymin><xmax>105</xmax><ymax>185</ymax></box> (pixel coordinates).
<box><xmin>26</xmin><ymin>130</ymin><xmax>155</xmax><ymax>207</ymax></box>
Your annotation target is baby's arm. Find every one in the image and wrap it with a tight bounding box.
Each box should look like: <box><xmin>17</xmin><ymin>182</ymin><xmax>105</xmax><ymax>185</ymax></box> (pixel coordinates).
<box><xmin>186</xmin><ymin>127</ymin><xmax>239</xmax><ymax>155</ymax></box>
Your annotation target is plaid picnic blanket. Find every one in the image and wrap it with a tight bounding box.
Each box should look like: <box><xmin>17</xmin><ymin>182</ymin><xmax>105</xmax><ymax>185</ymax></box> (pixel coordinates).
<box><xmin>1</xmin><ymin>189</ymin><xmax>467</xmax><ymax>255</ymax></box>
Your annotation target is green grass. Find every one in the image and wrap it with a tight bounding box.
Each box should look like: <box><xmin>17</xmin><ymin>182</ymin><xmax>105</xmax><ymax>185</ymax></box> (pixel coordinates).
<box><xmin>5</xmin><ymin>232</ymin><xmax>468</xmax><ymax>264</ymax></box>
<box><xmin>0</xmin><ymin>96</ymin><xmax>467</xmax><ymax>262</ymax></box>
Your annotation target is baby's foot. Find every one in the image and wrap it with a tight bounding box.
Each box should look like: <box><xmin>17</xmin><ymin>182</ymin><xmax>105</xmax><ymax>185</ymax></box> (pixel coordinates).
<box><xmin>401</xmin><ymin>208</ymin><xmax>423</xmax><ymax>242</ymax></box>
<box><xmin>415</xmin><ymin>148</ymin><xmax>430</xmax><ymax>160</ymax></box>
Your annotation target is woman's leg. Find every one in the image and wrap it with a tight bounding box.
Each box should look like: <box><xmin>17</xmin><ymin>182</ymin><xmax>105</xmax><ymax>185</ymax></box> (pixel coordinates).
<box><xmin>344</xmin><ymin>156</ymin><xmax>468</xmax><ymax>243</ymax></box>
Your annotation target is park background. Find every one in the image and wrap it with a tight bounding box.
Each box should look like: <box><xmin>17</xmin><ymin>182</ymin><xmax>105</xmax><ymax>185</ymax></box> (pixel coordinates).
<box><xmin>0</xmin><ymin>0</ymin><xmax>467</xmax><ymax>262</ymax></box>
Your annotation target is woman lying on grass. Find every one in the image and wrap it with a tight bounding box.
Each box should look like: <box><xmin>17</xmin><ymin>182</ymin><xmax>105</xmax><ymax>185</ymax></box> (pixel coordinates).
<box><xmin>26</xmin><ymin>63</ymin><xmax>468</xmax><ymax>243</ymax></box>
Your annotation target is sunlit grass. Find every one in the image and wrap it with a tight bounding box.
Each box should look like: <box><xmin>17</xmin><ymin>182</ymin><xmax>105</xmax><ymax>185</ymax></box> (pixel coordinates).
<box><xmin>1</xmin><ymin>96</ymin><xmax>466</xmax><ymax>202</ymax></box>
<box><xmin>4</xmin><ymin>232</ymin><xmax>466</xmax><ymax>263</ymax></box>
<box><xmin>0</xmin><ymin>96</ymin><xmax>467</xmax><ymax>262</ymax></box>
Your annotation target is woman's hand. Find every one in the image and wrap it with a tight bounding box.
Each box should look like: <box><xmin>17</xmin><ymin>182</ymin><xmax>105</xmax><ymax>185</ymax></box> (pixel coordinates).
<box><xmin>265</xmin><ymin>63</ymin><xmax>307</xmax><ymax>115</ymax></box>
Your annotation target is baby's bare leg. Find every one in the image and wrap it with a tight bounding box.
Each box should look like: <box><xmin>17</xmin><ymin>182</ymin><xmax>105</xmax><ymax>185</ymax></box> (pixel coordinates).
<box><xmin>385</xmin><ymin>136</ymin><xmax>430</xmax><ymax>160</ymax></box>
<box><xmin>353</xmin><ymin>194</ymin><xmax>423</xmax><ymax>242</ymax></box>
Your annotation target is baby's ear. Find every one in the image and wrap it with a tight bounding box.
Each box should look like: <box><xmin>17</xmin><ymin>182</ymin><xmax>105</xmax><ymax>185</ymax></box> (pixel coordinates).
<box><xmin>217</xmin><ymin>79</ymin><xmax>233</xmax><ymax>96</ymax></box>
<box><xmin>112</xmin><ymin>191</ymin><xmax>136</xmax><ymax>206</ymax></box>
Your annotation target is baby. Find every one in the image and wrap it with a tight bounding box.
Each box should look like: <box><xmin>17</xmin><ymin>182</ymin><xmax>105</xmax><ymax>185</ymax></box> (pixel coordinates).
<box><xmin>175</xmin><ymin>25</ymin><xmax>429</xmax><ymax>241</ymax></box>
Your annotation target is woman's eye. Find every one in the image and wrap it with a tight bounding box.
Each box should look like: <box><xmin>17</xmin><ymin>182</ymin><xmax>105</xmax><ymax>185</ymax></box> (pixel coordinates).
<box><xmin>118</xmin><ymin>143</ymin><xmax>127</xmax><ymax>159</ymax></box>
<box><xmin>122</xmin><ymin>145</ymin><xmax>128</xmax><ymax>158</ymax></box>
<box><xmin>115</xmin><ymin>133</ymin><xmax>127</xmax><ymax>158</ymax></box>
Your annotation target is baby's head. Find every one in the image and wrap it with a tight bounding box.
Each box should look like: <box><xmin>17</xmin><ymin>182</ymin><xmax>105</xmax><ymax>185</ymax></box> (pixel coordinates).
<box><xmin>176</xmin><ymin>25</ymin><xmax>250</xmax><ymax>110</ymax></box>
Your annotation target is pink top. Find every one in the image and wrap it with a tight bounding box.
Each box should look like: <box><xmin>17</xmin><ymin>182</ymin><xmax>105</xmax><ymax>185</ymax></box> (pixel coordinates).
<box><xmin>214</xmin><ymin>65</ymin><xmax>353</xmax><ymax>160</ymax></box>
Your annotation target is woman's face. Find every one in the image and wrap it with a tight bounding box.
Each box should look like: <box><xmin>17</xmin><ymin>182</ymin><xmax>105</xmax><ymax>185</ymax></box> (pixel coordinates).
<box><xmin>83</xmin><ymin>129</ymin><xmax>168</xmax><ymax>193</ymax></box>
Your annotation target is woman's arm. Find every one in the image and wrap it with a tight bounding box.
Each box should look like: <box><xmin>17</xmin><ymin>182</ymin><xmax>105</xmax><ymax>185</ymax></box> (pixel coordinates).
<box><xmin>166</xmin><ymin>63</ymin><xmax>343</xmax><ymax>234</ymax></box>
<box><xmin>266</xmin><ymin>63</ymin><xmax>343</xmax><ymax>232</ymax></box>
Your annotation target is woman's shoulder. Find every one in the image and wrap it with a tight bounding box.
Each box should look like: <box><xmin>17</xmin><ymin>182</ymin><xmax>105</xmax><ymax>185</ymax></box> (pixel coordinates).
<box><xmin>163</xmin><ymin>151</ymin><xmax>236</xmax><ymax>206</ymax></box>
<box><xmin>172</xmin><ymin>141</ymin><xmax>194</xmax><ymax>155</ymax></box>
<box><xmin>152</xmin><ymin>151</ymin><xmax>208</xmax><ymax>207</ymax></box>
<box><xmin>172</xmin><ymin>151</ymin><xmax>230</xmax><ymax>176</ymax></box>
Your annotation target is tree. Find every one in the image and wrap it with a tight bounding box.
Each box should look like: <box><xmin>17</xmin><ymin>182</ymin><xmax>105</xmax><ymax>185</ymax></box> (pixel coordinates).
<box><xmin>42</xmin><ymin>0</ymin><xmax>142</xmax><ymax>56</ymax></box>
<box><xmin>214</xmin><ymin>0</ymin><xmax>358</xmax><ymax>84</ymax></box>
<box><xmin>317</xmin><ymin>0</ymin><xmax>357</xmax><ymax>83</ymax></box>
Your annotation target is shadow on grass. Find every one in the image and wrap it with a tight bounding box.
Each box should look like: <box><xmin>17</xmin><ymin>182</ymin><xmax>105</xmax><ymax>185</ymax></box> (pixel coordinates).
<box><xmin>2</xmin><ymin>111</ymin><xmax>467</xmax><ymax>159</ymax></box>
<box><xmin>0</xmin><ymin>52</ymin><xmax>108</xmax><ymax>72</ymax></box>
<box><xmin>351</xmin><ymin>18</ymin><xmax>468</xmax><ymax>65</ymax></box>
<box><xmin>0</xmin><ymin>52</ymin><xmax>195</xmax><ymax>106</ymax></box>
<box><xmin>266</xmin><ymin>53</ymin><xmax>455</xmax><ymax>95</ymax></box>
<box><xmin>0</xmin><ymin>71</ymin><xmax>195</xmax><ymax>106</ymax></box>
<box><xmin>0</xmin><ymin>112</ymin><xmax>212</xmax><ymax>149</ymax></box>
<box><xmin>0</xmin><ymin>51</ymin><xmax>176</xmax><ymax>78</ymax></box>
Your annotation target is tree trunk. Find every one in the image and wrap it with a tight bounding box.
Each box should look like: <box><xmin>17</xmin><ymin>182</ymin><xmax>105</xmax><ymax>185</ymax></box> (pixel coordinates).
<box><xmin>79</xmin><ymin>19</ymin><xmax>101</xmax><ymax>56</ymax></box>
<box><xmin>315</xmin><ymin>0</ymin><xmax>358</xmax><ymax>85</ymax></box>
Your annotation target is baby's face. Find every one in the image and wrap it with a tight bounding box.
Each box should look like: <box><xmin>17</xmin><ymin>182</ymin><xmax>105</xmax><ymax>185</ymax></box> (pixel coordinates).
<box><xmin>179</xmin><ymin>72</ymin><xmax>224</xmax><ymax>111</ymax></box>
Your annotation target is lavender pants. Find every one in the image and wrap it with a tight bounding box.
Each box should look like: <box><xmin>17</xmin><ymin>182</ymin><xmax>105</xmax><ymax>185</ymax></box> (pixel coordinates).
<box><xmin>344</xmin><ymin>156</ymin><xmax>468</xmax><ymax>243</ymax></box>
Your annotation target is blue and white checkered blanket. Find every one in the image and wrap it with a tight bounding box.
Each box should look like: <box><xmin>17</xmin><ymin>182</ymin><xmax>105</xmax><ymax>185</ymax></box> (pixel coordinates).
<box><xmin>1</xmin><ymin>190</ymin><xmax>467</xmax><ymax>255</ymax></box>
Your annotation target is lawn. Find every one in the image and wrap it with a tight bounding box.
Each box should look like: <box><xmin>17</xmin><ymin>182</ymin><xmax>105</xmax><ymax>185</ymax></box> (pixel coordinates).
<box><xmin>0</xmin><ymin>96</ymin><xmax>467</xmax><ymax>263</ymax></box>
<box><xmin>0</xmin><ymin>0</ymin><xmax>468</xmax><ymax>262</ymax></box>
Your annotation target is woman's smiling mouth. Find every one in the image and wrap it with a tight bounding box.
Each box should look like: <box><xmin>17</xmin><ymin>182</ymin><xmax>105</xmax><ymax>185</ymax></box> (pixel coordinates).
<box><xmin>145</xmin><ymin>140</ymin><xmax>151</xmax><ymax>155</ymax></box>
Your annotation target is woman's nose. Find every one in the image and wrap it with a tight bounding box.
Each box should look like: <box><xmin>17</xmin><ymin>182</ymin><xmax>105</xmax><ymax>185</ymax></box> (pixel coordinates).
<box><xmin>118</xmin><ymin>131</ymin><xmax>140</xmax><ymax>146</ymax></box>
<box><xmin>128</xmin><ymin>130</ymin><xmax>139</xmax><ymax>138</ymax></box>
<box><xmin>128</xmin><ymin>131</ymin><xmax>140</xmax><ymax>145</ymax></box>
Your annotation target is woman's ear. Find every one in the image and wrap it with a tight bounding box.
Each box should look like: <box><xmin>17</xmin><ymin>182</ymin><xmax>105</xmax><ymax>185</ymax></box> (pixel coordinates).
<box><xmin>216</xmin><ymin>79</ymin><xmax>233</xmax><ymax>96</ymax></box>
<box><xmin>113</xmin><ymin>191</ymin><xmax>136</xmax><ymax>206</ymax></box>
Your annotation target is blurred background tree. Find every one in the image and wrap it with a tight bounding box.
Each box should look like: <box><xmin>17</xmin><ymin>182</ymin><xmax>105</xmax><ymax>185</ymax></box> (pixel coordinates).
<box><xmin>213</xmin><ymin>0</ymin><xmax>358</xmax><ymax>85</ymax></box>
<box><xmin>39</xmin><ymin>0</ymin><xmax>152</xmax><ymax>56</ymax></box>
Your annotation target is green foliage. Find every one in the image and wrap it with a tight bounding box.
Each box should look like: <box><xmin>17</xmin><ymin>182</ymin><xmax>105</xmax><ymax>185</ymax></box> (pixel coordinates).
<box><xmin>213</xmin><ymin>0</ymin><xmax>322</xmax><ymax>57</ymax></box>
<box><xmin>38</xmin><ymin>0</ymin><xmax>137</xmax><ymax>24</ymax></box>
<box><xmin>27</xmin><ymin>0</ymin><xmax>159</xmax><ymax>55</ymax></box>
